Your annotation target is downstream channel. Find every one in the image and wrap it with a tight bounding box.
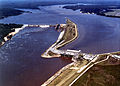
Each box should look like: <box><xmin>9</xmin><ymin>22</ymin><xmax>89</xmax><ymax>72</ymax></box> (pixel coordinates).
<box><xmin>0</xmin><ymin>27</ymin><xmax>71</xmax><ymax>86</ymax></box>
<box><xmin>0</xmin><ymin>4</ymin><xmax>120</xmax><ymax>86</ymax></box>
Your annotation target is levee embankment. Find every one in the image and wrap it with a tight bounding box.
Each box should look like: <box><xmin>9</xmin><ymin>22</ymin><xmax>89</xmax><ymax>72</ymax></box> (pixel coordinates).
<box><xmin>41</xmin><ymin>18</ymin><xmax>78</xmax><ymax>58</ymax></box>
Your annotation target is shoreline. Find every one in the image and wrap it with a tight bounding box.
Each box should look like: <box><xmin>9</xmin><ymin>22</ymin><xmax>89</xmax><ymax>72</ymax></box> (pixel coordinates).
<box><xmin>1</xmin><ymin>24</ymin><xmax>28</xmax><ymax>47</ymax></box>
<box><xmin>0</xmin><ymin>24</ymin><xmax>52</xmax><ymax>47</ymax></box>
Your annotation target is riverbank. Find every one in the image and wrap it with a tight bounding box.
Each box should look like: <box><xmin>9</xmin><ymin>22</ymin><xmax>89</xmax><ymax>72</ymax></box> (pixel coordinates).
<box><xmin>0</xmin><ymin>24</ymin><xmax>29</xmax><ymax>47</ymax></box>
<box><xmin>0</xmin><ymin>23</ymin><xmax>23</xmax><ymax>47</ymax></box>
<box><xmin>0</xmin><ymin>24</ymin><xmax>54</xmax><ymax>47</ymax></box>
<box><xmin>63</xmin><ymin>4</ymin><xmax>120</xmax><ymax>18</ymax></box>
<box><xmin>0</xmin><ymin>8</ymin><xmax>25</xmax><ymax>19</ymax></box>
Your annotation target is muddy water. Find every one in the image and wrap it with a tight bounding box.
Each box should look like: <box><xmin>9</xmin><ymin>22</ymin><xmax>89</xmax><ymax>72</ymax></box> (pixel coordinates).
<box><xmin>0</xmin><ymin>4</ymin><xmax>120</xmax><ymax>86</ymax></box>
<box><xmin>0</xmin><ymin>27</ymin><xmax>71</xmax><ymax>86</ymax></box>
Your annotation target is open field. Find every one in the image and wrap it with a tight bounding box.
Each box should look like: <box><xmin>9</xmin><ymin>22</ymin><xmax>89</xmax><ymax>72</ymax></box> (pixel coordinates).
<box><xmin>72</xmin><ymin>52</ymin><xmax>120</xmax><ymax>86</ymax></box>
<box><xmin>73</xmin><ymin>64</ymin><xmax>120</xmax><ymax>86</ymax></box>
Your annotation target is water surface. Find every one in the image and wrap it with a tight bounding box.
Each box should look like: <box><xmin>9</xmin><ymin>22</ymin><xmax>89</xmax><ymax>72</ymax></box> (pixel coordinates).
<box><xmin>0</xmin><ymin>4</ymin><xmax>120</xmax><ymax>86</ymax></box>
<box><xmin>0</xmin><ymin>27</ymin><xmax>71</xmax><ymax>86</ymax></box>
<box><xmin>62</xmin><ymin>15</ymin><xmax>120</xmax><ymax>54</ymax></box>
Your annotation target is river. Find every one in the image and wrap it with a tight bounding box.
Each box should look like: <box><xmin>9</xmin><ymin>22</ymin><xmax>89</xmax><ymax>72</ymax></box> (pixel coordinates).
<box><xmin>0</xmin><ymin>27</ymin><xmax>71</xmax><ymax>86</ymax></box>
<box><xmin>61</xmin><ymin>15</ymin><xmax>120</xmax><ymax>54</ymax></box>
<box><xmin>0</xmin><ymin>4</ymin><xmax>120</xmax><ymax>86</ymax></box>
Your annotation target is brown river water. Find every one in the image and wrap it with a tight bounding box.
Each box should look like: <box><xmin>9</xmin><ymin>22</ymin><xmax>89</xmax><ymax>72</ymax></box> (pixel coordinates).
<box><xmin>0</xmin><ymin>27</ymin><xmax>71</xmax><ymax>86</ymax></box>
<box><xmin>0</xmin><ymin>4</ymin><xmax>120</xmax><ymax>86</ymax></box>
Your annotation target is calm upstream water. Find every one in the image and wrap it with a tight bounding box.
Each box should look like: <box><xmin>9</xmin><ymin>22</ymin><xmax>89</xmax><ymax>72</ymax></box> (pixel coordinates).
<box><xmin>62</xmin><ymin>15</ymin><xmax>120</xmax><ymax>54</ymax></box>
<box><xmin>0</xmin><ymin>4</ymin><xmax>120</xmax><ymax>86</ymax></box>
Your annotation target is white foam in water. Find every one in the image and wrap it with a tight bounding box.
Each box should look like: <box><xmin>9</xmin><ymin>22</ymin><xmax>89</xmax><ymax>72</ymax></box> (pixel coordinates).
<box><xmin>14</xmin><ymin>27</ymin><xmax>48</xmax><ymax>38</ymax></box>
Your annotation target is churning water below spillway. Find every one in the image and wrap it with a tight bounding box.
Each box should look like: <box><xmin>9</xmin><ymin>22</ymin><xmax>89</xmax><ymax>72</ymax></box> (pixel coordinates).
<box><xmin>0</xmin><ymin>27</ymin><xmax>72</xmax><ymax>86</ymax></box>
<box><xmin>0</xmin><ymin>4</ymin><xmax>120</xmax><ymax>86</ymax></box>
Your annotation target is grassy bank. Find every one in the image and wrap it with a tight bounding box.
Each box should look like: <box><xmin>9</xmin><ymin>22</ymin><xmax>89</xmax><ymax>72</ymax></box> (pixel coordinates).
<box><xmin>73</xmin><ymin>64</ymin><xmax>120</xmax><ymax>86</ymax></box>
<box><xmin>0</xmin><ymin>23</ymin><xmax>23</xmax><ymax>46</ymax></box>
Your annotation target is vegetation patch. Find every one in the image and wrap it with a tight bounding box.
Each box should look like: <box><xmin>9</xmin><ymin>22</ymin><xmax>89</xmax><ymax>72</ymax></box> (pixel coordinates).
<box><xmin>0</xmin><ymin>23</ymin><xmax>23</xmax><ymax>46</ymax></box>
<box><xmin>0</xmin><ymin>8</ymin><xmax>24</xmax><ymax>19</ymax></box>
<box><xmin>73</xmin><ymin>64</ymin><xmax>120</xmax><ymax>86</ymax></box>
<box><xmin>63</xmin><ymin>5</ymin><xmax>120</xmax><ymax>18</ymax></box>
